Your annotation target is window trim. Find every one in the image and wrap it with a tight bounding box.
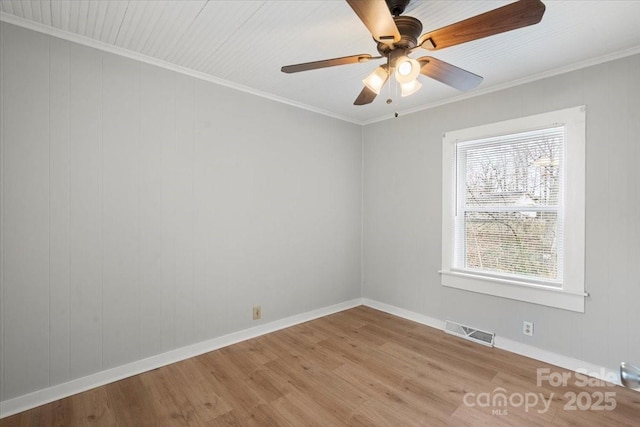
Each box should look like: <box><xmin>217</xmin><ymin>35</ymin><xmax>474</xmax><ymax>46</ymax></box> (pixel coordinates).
<box><xmin>441</xmin><ymin>106</ymin><xmax>586</xmax><ymax>312</ymax></box>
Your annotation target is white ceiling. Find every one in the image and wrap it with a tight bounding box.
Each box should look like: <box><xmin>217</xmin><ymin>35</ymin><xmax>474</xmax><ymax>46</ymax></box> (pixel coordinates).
<box><xmin>2</xmin><ymin>0</ymin><xmax>640</xmax><ymax>124</ymax></box>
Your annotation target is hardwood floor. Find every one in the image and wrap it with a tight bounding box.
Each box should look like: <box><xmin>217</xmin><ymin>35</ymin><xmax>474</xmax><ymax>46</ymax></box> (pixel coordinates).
<box><xmin>2</xmin><ymin>306</ymin><xmax>639</xmax><ymax>426</ymax></box>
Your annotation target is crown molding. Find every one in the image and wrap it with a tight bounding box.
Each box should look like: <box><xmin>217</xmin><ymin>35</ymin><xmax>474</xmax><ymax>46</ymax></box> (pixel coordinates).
<box><xmin>3</xmin><ymin>12</ymin><xmax>640</xmax><ymax>127</ymax></box>
<box><xmin>0</xmin><ymin>12</ymin><xmax>362</xmax><ymax>125</ymax></box>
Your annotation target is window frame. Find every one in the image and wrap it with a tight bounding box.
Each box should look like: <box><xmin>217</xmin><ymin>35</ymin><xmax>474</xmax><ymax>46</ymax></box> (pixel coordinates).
<box><xmin>441</xmin><ymin>106</ymin><xmax>586</xmax><ymax>312</ymax></box>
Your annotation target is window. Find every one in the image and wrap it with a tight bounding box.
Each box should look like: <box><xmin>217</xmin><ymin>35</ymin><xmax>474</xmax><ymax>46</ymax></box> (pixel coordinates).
<box><xmin>456</xmin><ymin>127</ymin><xmax>564</xmax><ymax>284</ymax></box>
<box><xmin>441</xmin><ymin>106</ymin><xmax>586</xmax><ymax>312</ymax></box>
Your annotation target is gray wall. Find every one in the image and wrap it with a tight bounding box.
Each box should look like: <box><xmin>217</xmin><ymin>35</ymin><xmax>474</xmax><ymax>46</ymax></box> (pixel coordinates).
<box><xmin>3</xmin><ymin>19</ymin><xmax>639</xmax><ymax>407</ymax></box>
<box><xmin>0</xmin><ymin>23</ymin><xmax>362</xmax><ymax>401</ymax></box>
<box><xmin>363</xmin><ymin>54</ymin><xmax>640</xmax><ymax>371</ymax></box>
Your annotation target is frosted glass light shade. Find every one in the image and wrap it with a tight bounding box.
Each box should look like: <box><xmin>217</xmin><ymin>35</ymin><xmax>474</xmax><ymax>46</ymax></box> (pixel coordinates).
<box><xmin>395</xmin><ymin>56</ymin><xmax>420</xmax><ymax>84</ymax></box>
<box><xmin>363</xmin><ymin>66</ymin><xmax>388</xmax><ymax>94</ymax></box>
<box><xmin>400</xmin><ymin>79</ymin><xmax>422</xmax><ymax>97</ymax></box>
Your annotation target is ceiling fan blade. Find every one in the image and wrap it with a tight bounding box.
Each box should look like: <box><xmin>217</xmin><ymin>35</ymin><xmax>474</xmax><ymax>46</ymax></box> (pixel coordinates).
<box><xmin>354</xmin><ymin>86</ymin><xmax>378</xmax><ymax>105</ymax></box>
<box><xmin>281</xmin><ymin>54</ymin><xmax>373</xmax><ymax>73</ymax></box>
<box><xmin>417</xmin><ymin>56</ymin><xmax>483</xmax><ymax>91</ymax></box>
<box><xmin>346</xmin><ymin>0</ymin><xmax>401</xmax><ymax>44</ymax></box>
<box><xmin>418</xmin><ymin>0</ymin><xmax>546</xmax><ymax>50</ymax></box>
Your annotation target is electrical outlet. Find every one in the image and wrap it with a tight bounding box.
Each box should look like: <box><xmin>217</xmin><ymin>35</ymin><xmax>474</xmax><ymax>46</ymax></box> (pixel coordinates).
<box><xmin>523</xmin><ymin>321</ymin><xmax>534</xmax><ymax>336</ymax></box>
<box><xmin>253</xmin><ymin>305</ymin><xmax>261</xmax><ymax>320</ymax></box>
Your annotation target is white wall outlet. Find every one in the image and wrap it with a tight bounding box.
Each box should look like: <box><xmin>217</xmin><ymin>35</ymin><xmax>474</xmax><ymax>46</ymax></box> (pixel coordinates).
<box><xmin>523</xmin><ymin>321</ymin><xmax>534</xmax><ymax>336</ymax></box>
<box><xmin>253</xmin><ymin>305</ymin><xmax>261</xmax><ymax>320</ymax></box>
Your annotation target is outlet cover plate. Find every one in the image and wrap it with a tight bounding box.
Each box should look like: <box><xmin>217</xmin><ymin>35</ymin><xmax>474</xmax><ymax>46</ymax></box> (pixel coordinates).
<box><xmin>523</xmin><ymin>321</ymin><xmax>534</xmax><ymax>336</ymax></box>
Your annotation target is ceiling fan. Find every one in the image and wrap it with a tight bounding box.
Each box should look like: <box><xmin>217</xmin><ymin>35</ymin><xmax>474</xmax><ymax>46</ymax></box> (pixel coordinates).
<box><xmin>281</xmin><ymin>0</ymin><xmax>546</xmax><ymax>106</ymax></box>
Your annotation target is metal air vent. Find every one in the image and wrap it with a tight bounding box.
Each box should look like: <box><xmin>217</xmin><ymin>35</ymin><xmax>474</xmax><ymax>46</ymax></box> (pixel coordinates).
<box><xmin>444</xmin><ymin>320</ymin><xmax>495</xmax><ymax>347</ymax></box>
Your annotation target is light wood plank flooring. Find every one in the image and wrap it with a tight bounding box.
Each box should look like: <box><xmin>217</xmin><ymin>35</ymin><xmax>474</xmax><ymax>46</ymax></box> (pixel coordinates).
<box><xmin>2</xmin><ymin>306</ymin><xmax>639</xmax><ymax>426</ymax></box>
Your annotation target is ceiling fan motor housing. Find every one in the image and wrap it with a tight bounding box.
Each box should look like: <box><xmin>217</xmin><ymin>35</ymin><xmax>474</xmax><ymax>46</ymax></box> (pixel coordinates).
<box><xmin>377</xmin><ymin>16</ymin><xmax>423</xmax><ymax>59</ymax></box>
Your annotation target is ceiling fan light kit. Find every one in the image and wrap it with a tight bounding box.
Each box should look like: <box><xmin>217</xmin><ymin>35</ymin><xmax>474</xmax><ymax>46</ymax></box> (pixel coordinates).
<box><xmin>281</xmin><ymin>0</ymin><xmax>546</xmax><ymax>107</ymax></box>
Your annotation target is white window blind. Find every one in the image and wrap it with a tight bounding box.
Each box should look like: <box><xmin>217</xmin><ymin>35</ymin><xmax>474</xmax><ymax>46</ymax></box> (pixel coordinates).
<box><xmin>454</xmin><ymin>126</ymin><xmax>564</xmax><ymax>286</ymax></box>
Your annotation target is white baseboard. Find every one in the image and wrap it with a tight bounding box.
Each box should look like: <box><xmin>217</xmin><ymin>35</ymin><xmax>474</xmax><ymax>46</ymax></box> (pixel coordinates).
<box><xmin>494</xmin><ymin>336</ymin><xmax>622</xmax><ymax>386</ymax></box>
<box><xmin>3</xmin><ymin>297</ymin><xmax>628</xmax><ymax>418</ymax></box>
<box><xmin>361</xmin><ymin>298</ymin><xmax>445</xmax><ymax>330</ymax></box>
<box><xmin>361</xmin><ymin>298</ymin><xmax>623</xmax><ymax>387</ymax></box>
<box><xmin>0</xmin><ymin>298</ymin><xmax>363</xmax><ymax>419</ymax></box>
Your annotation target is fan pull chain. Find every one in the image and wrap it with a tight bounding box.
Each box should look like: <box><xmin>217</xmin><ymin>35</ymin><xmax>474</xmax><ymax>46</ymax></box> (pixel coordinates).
<box><xmin>384</xmin><ymin>57</ymin><xmax>392</xmax><ymax>106</ymax></box>
<box><xmin>392</xmin><ymin>71</ymin><xmax>401</xmax><ymax>118</ymax></box>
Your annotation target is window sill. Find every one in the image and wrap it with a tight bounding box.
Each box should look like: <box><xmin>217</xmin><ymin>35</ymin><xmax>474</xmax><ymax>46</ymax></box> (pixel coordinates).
<box><xmin>440</xmin><ymin>270</ymin><xmax>586</xmax><ymax>312</ymax></box>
